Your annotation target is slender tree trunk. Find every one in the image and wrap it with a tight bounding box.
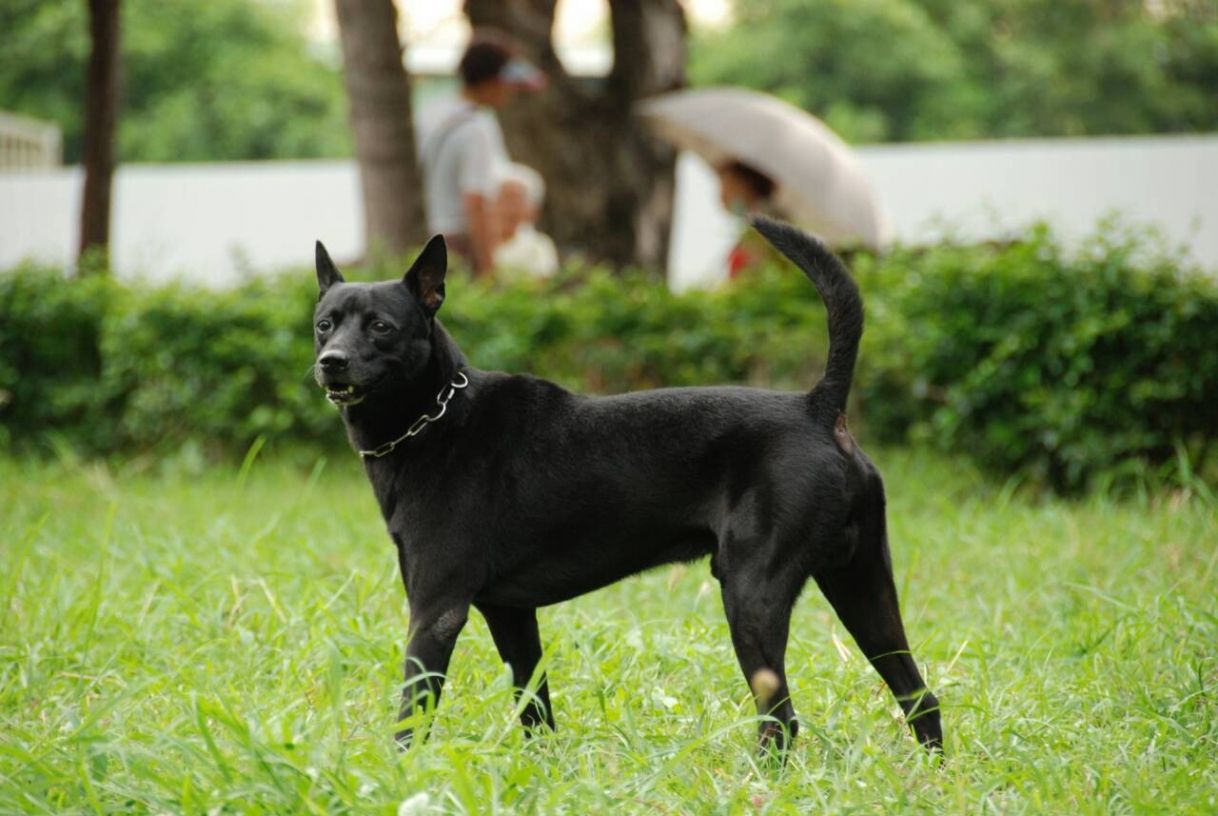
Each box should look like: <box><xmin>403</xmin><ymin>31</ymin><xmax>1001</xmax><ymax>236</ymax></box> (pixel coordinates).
<box><xmin>334</xmin><ymin>0</ymin><xmax>426</xmax><ymax>258</ymax></box>
<box><xmin>606</xmin><ymin>0</ymin><xmax>686</xmax><ymax>268</ymax></box>
<box><xmin>465</xmin><ymin>0</ymin><xmax>686</xmax><ymax>273</ymax></box>
<box><xmin>78</xmin><ymin>0</ymin><xmax>120</xmax><ymax>269</ymax></box>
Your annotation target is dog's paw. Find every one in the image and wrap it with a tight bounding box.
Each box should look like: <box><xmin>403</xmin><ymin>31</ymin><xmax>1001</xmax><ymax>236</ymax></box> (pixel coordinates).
<box><xmin>756</xmin><ymin>719</ymin><xmax>796</xmax><ymax>762</ymax></box>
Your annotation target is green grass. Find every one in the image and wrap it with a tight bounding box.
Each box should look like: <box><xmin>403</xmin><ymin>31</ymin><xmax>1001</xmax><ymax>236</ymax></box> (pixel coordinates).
<box><xmin>2</xmin><ymin>448</ymin><xmax>1215</xmax><ymax>814</ymax></box>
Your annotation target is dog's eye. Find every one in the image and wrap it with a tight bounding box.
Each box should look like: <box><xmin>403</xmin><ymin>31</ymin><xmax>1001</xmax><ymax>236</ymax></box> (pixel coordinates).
<box><xmin>316</xmin><ymin>319</ymin><xmax>332</xmax><ymax>333</ymax></box>
<box><xmin>370</xmin><ymin>320</ymin><xmax>392</xmax><ymax>334</ymax></box>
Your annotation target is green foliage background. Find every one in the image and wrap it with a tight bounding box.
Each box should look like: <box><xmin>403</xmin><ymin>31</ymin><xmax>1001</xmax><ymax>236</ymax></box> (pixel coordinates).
<box><xmin>0</xmin><ymin>0</ymin><xmax>349</xmax><ymax>163</ymax></box>
<box><xmin>691</xmin><ymin>0</ymin><xmax>1218</xmax><ymax>143</ymax></box>
<box><xmin>2</xmin><ymin>225</ymin><xmax>1215</xmax><ymax>494</ymax></box>
<box><xmin>4</xmin><ymin>0</ymin><xmax>1218</xmax><ymax>163</ymax></box>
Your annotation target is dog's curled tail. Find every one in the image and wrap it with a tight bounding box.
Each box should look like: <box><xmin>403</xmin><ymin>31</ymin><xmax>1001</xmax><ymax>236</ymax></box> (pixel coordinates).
<box><xmin>751</xmin><ymin>216</ymin><xmax>863</xmax><ymax>422</ymax></box>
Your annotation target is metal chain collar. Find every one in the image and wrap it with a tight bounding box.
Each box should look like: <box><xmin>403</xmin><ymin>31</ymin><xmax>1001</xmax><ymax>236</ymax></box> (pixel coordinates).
<box><xmin>358</xmin><ymin>371</ymin><xmax>470</xmax><ymax>459</ymax></box>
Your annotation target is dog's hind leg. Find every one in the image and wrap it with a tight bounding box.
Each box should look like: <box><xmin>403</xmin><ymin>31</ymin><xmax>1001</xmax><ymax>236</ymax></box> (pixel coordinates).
<box><xmin>477</xmin><ymin>603</ymin><xmax>555</xmax><ymax>733</ymax></box>
<box><xmin>813</xmin><ymin>481</ymin><xmax>943</xmax><ymax>752</ymax></box>
<box><xmin>395</xmin><ymin>600</ymin><xmax>470</xmax><ymax>747</ymax></box>
<box><xmin>718</xmin><ymin>545</ymin><xmax>803</xmax><ymax>755</ymax></box>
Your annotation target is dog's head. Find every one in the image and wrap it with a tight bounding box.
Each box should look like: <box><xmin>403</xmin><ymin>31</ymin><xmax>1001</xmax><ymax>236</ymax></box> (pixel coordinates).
<box><xmin>312</xmin><ymin>236</ymin><xmax>447</xmax><ymax>407</ymax></box>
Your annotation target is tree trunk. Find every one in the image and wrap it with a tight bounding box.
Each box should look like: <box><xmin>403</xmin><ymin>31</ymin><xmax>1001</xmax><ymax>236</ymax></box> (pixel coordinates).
<box><xmin>78</xmin><ymin>0</ymin><xmax>120</xmax><ymax>269</ymax></box>
<box><xmin>334</xmin><ymin>0</ymin><xmax>426</xmax><ymax>258</ymax></box>
<box><xmin>465</xmin><ymin>0</ymin><xmax>686</xmax><ymax>273</ymax></box>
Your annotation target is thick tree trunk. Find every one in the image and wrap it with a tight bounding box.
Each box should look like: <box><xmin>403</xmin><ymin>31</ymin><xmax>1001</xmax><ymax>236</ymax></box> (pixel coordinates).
<box><xmin>465</xmin><ymin>0</ymin><xmax>686</xmax><ymax>273</ymax></box>
<box><xmin>334</xmin><ymin>0</ymin><xmax>426</xmax><ymax>257</ymax></box>
<box><xmin>78</xmin><ymin>0</ymin><xmax>120</xmax><ymax>268</ymax></box>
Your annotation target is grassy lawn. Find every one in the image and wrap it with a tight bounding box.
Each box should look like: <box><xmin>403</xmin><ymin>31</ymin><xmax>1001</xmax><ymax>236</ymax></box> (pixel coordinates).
<box><xmin>2</xmin><ymin>447</ymin><xmax>1215</xmax><ymax>814</ymax></box>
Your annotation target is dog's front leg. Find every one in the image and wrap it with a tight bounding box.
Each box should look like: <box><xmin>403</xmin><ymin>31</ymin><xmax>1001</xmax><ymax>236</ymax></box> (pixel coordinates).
<box><xmin>394</xmin><ymin>602</ymin><xmax>469</xmax><ymax>747</ymax></box>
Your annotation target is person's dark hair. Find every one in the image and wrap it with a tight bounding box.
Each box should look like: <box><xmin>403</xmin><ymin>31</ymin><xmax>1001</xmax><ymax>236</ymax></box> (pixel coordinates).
<box><xmin>459</xmin><ymin>38</ymin><xmax>512</xmax><ymax>87</ymax></box>
<box><xmin>721</xmin><ymin>160</ymin><xmax>777</xmax><ymax>200</ymax></box>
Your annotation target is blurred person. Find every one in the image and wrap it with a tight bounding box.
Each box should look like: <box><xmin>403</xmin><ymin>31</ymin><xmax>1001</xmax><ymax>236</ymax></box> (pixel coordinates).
<box><xmin>716</xmin><ymin>160</ymin><xmax>784</xmax><ymax>279</ymax></box>
<box><xmin>494</xmin><ymin>163</ymin><xmax>558</xmax><ymax>279</ymax></box>
<box><xmin>418</xmin><ymin>34</ymin><xmax>545</xmax><ymax>278</ymax></box>
<box><xmin>717</xmin><ymin>159</ymin><xmax>778</xmax><ymax>217</ymax></box>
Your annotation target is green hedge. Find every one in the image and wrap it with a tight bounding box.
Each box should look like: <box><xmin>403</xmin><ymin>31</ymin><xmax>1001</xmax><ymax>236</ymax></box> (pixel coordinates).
<box><xmin>2</xmin><ymin>224</ymin><xmax>1215</xmax><ymax>493</ymax></box>
<box><xmin>0</xmin><ymin>267</ymin><xmax>115</xmax><ymax>451</ymax></box>
<box><xmin>855</xmin><ymin>226</ymin><xmax>1218</xmax><ymax>492</ymax></box>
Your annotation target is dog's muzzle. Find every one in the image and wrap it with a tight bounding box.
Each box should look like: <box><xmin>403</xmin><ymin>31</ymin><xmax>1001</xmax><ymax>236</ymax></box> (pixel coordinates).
<box><xmin>316</xmin><ymin>350</ymin><xmax>367</xmax><ymax>406</ymax></box>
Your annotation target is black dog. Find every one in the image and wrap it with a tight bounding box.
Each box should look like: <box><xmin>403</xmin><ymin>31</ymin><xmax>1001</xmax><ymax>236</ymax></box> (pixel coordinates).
<box><xmin>311</xmin><ymin>218</ymin><xmax>941</xmax><ymax>754</ymax></box>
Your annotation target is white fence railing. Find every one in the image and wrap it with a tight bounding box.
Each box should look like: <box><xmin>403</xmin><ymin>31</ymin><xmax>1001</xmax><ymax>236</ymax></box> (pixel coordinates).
<box><xmin>0</xmin><ymin>112</ymin><xmax>62</xmax><ymax>170</ymax></box>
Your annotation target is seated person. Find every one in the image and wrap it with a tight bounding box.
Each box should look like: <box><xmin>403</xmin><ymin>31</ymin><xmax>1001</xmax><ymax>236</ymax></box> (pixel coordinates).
<box><xmin>493</xmin><ymin>163</ymin><xmax>559</xmax><ymax>279</ymax></box>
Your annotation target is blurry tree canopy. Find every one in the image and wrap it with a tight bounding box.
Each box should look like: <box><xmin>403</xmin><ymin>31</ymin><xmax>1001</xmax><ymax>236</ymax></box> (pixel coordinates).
<box><xmin>691</xmin><ymin>0</ymin><xmax>1218</xmax><ymax>143</ymax></box>
<box><xmin>0</xmin><ymin>0</ymin><xmax>349</xmax><ymax>163</ymax></box>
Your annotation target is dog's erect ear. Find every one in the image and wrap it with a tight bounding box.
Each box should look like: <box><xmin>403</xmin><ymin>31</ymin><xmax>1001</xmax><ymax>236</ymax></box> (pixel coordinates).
<box><xmin>404</xmin><ymin>235</ymin><xmax>447</xmax><ymax>315</ymax></box>
<box><xmin>315</xmin><ymin>241</ymin><xmax>344</xmax><ymax>297</ymax></box>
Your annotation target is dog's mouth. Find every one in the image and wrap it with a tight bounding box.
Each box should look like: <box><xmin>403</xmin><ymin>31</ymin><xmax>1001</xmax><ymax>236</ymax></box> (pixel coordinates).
<box><xmin>324</xmin><ymin>382</ymin><xmax>366</xmax><ymax>406</ymax></box>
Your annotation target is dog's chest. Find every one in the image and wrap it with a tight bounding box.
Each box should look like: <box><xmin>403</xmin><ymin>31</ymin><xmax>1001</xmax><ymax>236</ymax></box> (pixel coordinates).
<box><xmin>363</xmin><ymin>459</ymin><xmax>421</xmax><ymax>530</ymax></box>
<box><xmin>363</xmin><ymin>458</ymin><xmax>453</xmax><ymax>539</ymax></box>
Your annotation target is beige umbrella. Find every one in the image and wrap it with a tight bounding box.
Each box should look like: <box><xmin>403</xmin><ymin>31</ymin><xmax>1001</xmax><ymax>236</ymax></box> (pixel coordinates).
<box><xmin>638</xmin><ymin>87</ymin><xmax>888</xmax><ymax>250</ymax></box>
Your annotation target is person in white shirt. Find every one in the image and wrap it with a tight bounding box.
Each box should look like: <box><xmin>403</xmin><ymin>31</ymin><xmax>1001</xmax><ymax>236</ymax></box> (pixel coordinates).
<box><xmin>417</xmin><ymin>36</ymin><xmax>544</xmax><ymax>278</ymax></box>
<box><xmin>494</xmin><ymin>163</ymin><xmax>559</xmax><ymax>279</ymax></box>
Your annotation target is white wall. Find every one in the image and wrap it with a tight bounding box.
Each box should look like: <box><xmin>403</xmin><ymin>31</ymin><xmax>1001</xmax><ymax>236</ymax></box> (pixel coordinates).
<box><xmin>869</xmin><ymin>135</ymin><xmax>1216</xmax><ymax>254</ymax></box>
<box><xmin>0</xmin><ymin>161</ymin><xmax>362</xmax><ymax>286</ymax></box>
<box><xmin>1</xmin><ymin>135</ymin><xmax>1214</xmax><ymax>288</ymax></box>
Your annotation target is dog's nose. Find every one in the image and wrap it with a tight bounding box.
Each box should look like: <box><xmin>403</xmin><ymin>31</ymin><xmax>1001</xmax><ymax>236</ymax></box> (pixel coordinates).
<box><xmin>318</xmin><ymin>350</ymin><xmax>349</xmax><ymax>371</ymax></box>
